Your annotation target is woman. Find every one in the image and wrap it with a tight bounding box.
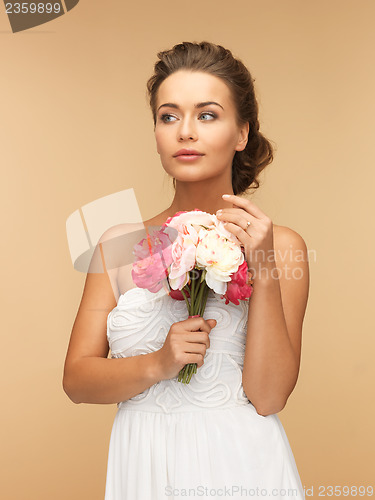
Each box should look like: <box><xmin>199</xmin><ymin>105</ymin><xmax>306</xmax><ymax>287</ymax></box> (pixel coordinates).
<box><xmin>63</xmin><ymin>41</ymin><xmax>309</xmax><ymax>499</ymax></box>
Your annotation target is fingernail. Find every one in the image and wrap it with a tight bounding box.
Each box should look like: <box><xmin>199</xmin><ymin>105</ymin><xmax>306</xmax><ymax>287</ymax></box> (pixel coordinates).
<box><xmin>222</xmin><ymin>194</ymin><xmax>231</xmax><ymax>198</ymax></box>
<box><xmin>216</xmin><ymin>209</ymin><xmax>222</xmax><ymax>215</ymax></box>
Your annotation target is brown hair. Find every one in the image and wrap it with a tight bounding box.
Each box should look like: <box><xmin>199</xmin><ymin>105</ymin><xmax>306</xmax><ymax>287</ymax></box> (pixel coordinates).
<box><xmin>146</xmin><ymin>41</ymin><xmax>275</xmax><ymax>196</ymax></box>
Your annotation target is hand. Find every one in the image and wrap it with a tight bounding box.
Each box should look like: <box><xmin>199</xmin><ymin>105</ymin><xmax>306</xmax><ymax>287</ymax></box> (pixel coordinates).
<box><xmin>155</xmin><ymin>317</ymin><xmax>216</xmax><ymax>381</ymax></box>
<box><xmin>216</xmin><ymin>194</ymin><xmax>275</xmax><ymax>277</ymax></box>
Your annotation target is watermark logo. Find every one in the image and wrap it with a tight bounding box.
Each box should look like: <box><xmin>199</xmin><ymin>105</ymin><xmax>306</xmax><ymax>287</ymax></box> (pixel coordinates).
<box><xmin>3</xmin><ymin>0</ymin><xmax>79</xmax><ymax>33</ymax></box>
<box><xmin>164</xmin><ymin>484</ymin><xmax>300</xmax><ymax>497</ymax></box>
<box><xmin>66</xmin><ymin>188</ymin><xmax>150</xmax><ymax>274</ymax></box>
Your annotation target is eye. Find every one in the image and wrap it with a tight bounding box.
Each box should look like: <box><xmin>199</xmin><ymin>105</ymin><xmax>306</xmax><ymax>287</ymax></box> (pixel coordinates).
<box><xmin>160</xmin><ymin>113</ymin><xmax>177</xmax><ymax>123</ymax></box>
<box><xmin>199</xmin><ymin>112</ymin><xmax>216</xmax><ymax>120</ymax></box>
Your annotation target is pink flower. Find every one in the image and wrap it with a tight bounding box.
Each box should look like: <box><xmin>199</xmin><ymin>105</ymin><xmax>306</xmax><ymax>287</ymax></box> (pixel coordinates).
<box><xmin>131</xmin><ymin>226</ymin><xmax>175</xmax><ymax>292</ymax></box>
<box><xmin>163</xmin><ymin>208</ymin><xmax>202</xmax><ymax>227</ymax></box>
<box><xmin>164</xmin><ymin>208</ymin><xmax>237</xmax><ymax>243</ymax></box>
<box><xmin>168</xmin><ymin>224</ymin><xmax>198</xmax><ymax>290</ymax></box>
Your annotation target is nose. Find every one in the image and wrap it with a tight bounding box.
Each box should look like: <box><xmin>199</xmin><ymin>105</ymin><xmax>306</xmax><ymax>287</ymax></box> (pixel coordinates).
<box><xmin>178</xmin><ymin>117</ymin><xmax>197</xmax><ymax>141</ymax></box>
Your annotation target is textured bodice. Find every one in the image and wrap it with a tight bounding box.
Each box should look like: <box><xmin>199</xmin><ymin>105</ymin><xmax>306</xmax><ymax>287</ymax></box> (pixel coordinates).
<box><xmin>106</xmin><ymin>287</ymin><xmax>251</xmax><ymax>413</ymax></box>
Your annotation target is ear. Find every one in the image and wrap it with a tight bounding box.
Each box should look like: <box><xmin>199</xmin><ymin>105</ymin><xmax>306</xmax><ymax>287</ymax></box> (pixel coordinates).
<box><xmin>235</xmin><ymin>122</ymin><xmax>249</xmax><ymax>152</ymax></box>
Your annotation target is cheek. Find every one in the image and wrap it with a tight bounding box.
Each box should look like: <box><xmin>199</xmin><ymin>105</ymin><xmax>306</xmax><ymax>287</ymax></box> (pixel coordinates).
<box><xmin>206</xmin><ymin>126</ymin><xmax>237</xmax><ymax>152</ymax></box>
<box><xmin>154</xmin><ymin>128</ymin><xmax>169</xmax><ymax>153</ymax></box>
<box><xmin>154</xmin><ymin>127</ymin><xmax>162</xmax><ymax>144</ymax></box>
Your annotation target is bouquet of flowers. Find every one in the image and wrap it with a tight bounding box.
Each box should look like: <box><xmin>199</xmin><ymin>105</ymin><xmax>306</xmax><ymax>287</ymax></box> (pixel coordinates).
<box><xmin>131</xmin><ymin>209</ymin><xmax>254</xmax><ymax>384</ymax></box>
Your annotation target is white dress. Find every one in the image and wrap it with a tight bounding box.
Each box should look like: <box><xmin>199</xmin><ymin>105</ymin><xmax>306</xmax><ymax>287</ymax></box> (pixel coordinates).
<box><xmin>104</xmin><ymin>285</ymin><xmax>306</xmax><ymax>500</ymax></box>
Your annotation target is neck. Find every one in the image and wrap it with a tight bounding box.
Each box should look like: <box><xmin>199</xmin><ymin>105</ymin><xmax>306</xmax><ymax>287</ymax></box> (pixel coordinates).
<box><xmin>167</xmin><ymin>179</ymin><xmax>236</xmax><ymax>215</ymax></box>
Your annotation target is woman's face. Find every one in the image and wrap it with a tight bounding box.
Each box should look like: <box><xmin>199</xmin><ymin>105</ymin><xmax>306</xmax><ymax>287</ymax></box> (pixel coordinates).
<box><xmin>154</xmin><ymin>70</ymin><xmax>249</xmax><ymax>185</ymax></box>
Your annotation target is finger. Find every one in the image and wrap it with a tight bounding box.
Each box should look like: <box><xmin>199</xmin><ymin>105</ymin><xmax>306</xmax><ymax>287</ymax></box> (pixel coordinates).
<box><xmin>216</xmin><ymin>209</ymin><xmax>255</xmax><ymax>226</ymax></box>
<box><xmin>185</xmin><ymin>317</ymin><xmax>213</xmax><ymax>333</ymax></box>
<box><xmin>187</xmin><ymin>353</ymin><xmax>205</xmax><ymax>367</ymax></box>
<box><xmin>216</xmin><ymin>208</ymin><xmax>247</xmax><ymax>216</ymax></box>
<box><xmin>222</xmin><ymin>194</ymin><xmax>265</xmax><ymax>219</ymax></box>
<box><xmin>222</xmin><ymin>221</ymin><xmax>244</xmax><ymax>246</ymax></box>
<box><xmin>183</xmin><ymin>332</ymin><xmax>210</xmax><ymax>348</ymax></box>
<box><xmin>186</xmin><ymin>341</ymin><xmax>210</xmax><ymax>352</ymax></box>
<box><xmin>222</xmin><ymin>221</ymin><xmax>253</xmax><ymax>240</ymax></box>
<box><xmin>216</xmin><ymin>212</ymin><xmax>254</xmax><ymax>228</ymax></box>
<box><xmin>185</xmin><ymin>346</ymin><xmax>207</xmax><ymax>358</ymax></box>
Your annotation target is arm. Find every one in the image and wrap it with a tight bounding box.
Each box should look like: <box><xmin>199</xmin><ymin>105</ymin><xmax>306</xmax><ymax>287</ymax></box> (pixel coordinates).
<box><xmin>242</xmin><ymin>227</ymin><xmax>310</xmax><ymax>416</ymax></box>
<box><xmin>62</xmin><ymin>225</ymin><xmax>163</xmax><ymax>405</ymax></box>
<box><xmin>63</xmin><ymin>353</ymin><xmax>163</xmax><ymax>405</ymax></box>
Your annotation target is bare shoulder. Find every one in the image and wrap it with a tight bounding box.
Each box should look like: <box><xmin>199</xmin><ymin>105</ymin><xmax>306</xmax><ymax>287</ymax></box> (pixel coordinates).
<box><xmin>97</xmin><ymin>221</ymin><xmax>151</xmax><ymax>284</ymax></box>
<box><xmin>272</xmin><ymin>223</ymin><xmax>310</xmax><ymax>284</ymax></box>
<box><xmin>143</xmin><ymin>210</ymin><xmax>172</xmax><ymax>229</ymax></box>
<box><xmin>97</xmin><ymin>210</ymin><xmax>169</xmax><ymax>241</ymax></box>
<box><xmin>97</xmin><ymin>221</ymin><xmax>144</xmax><ymax>242</ymax></box>
<box><xmin>273</xmin><ymin>224</ymin><xmax>308</xmax><ymax>253</ymax></box>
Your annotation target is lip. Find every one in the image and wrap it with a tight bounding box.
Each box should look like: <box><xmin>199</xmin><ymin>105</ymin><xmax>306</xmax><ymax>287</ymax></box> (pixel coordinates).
<box><xmin>174</xmin><ymin>154</ymin><xmax>204</xmax><ymax>161</ymax></box>
<box><xmin>173</xmin><ymin>148</ymin><xmax>204</xmax><ymax>157</ymax></box>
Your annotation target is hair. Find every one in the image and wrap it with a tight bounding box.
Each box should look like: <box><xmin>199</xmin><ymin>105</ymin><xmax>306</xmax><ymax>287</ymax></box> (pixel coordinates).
<box><xmin>146</xmin><ymin>40</ymin><xmax>275</xmax><ymax>196</ymax></box>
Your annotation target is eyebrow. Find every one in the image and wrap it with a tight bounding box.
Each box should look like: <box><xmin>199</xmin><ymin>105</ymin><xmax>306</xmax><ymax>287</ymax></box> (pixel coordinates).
<box><xmin>157</xmin><ymin>101</ymin><xmax>224</xmax><ymax>112</ymax></box>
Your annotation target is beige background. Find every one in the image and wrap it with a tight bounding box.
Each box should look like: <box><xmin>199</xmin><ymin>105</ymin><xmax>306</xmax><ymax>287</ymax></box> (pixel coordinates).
<box><xmin>1</xmin><ymin>1</ymin><xmax>374</xmax><ymax>498</ymax></box>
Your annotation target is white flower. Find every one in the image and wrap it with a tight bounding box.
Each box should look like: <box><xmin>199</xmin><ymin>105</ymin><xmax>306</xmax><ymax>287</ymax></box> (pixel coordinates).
<box><xmin>196</xmin><ymin>228</ymin><xmax>244</xmax><ymax>295</ymax></box>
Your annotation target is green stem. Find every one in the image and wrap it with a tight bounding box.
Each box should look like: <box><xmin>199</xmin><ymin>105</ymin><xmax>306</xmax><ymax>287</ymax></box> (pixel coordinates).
<box><xmin>201</xmin><ymin>284</ymin><xmax>210</xmax><ymax>315</ymax></box>
<box><xmin>180</xmin><ymin>288</ymin><xmax>191</xmax><ymax>313</ymax></box>
<box><xmin>191</xmin><ymin>270</ymin><xmax>197</xmax><ymax>304</ymax></box>
<box><xmin>195</xmin><ymin>281</ymin><xmax>207</xmax><ymax>315</ymax></box>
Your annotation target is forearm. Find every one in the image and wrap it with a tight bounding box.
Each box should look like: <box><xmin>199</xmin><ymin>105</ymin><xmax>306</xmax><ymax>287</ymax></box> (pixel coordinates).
<box><xmin>63</xmin><ymin>351</ymin><xmax>162</xmax><ymax>405</ymax></box>
<box><xmin>242</xmin><ymin>267</ymin><xmax>299</xmax><ymax>414</ymax></box>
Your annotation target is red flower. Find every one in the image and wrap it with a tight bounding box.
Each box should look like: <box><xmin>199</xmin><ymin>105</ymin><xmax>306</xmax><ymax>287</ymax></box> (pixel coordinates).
<box><xmin>221</xmin><ymin>260</ymin><xmax>253</xmax><ymax>305</ymax></box>
<box><xmin>168</xmin><ymin>287</ymin><xmax>191</xmax><ymax>301</ymax></box>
